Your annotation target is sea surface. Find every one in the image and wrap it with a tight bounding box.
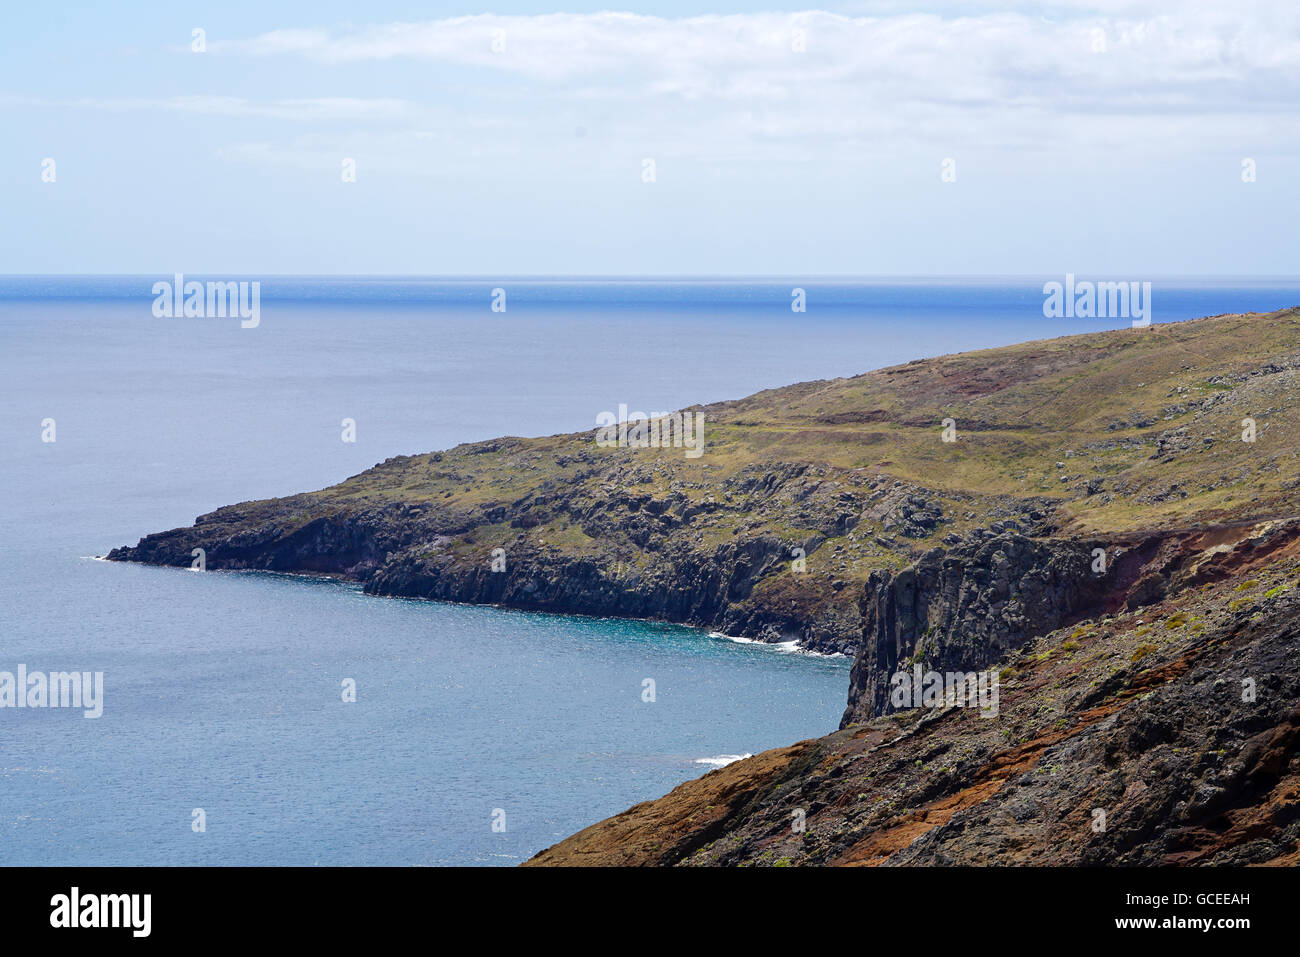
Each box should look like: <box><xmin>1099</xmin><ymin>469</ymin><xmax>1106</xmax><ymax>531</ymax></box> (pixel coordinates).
<box><xmin>2</xmin><ymin>276</ymin><xmax>1297</xmax><ymax>865</ymax></box>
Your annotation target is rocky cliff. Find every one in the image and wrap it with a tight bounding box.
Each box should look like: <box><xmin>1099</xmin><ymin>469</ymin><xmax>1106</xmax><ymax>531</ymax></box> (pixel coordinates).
<box><xmin>841</xmin><ymin>520</ymin><xmax>1300</xmax><ymax>726</ymax></box>
<box><xmin>108</xmin><ymin>490</ymin><xmax>867</xmax><ymax>654</ymax></box>
<box><xmin>527</xmin><ymin>520</ymin><xmax>1300</xmax><ymax>865</ymax></box>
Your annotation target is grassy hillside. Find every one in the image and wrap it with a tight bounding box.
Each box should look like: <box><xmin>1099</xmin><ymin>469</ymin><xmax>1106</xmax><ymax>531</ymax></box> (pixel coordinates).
<box><xmin>109</xmin><ymin>308</ymin><xmax>1300</xmax><ymax>655</ymax></box>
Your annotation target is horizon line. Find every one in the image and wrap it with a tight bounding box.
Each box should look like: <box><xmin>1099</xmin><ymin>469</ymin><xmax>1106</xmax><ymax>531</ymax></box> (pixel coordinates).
<box><xmin>5</xmin><ymin>273</ymin><xmax>1300</xmax><ymax>282</ymax></box>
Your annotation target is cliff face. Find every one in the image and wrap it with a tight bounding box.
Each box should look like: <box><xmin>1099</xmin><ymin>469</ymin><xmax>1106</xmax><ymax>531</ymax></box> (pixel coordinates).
<box><xmin>108</xmin><ymin>307</ymin><xmax>1300</xmax><ymax>661</ymax></box>
<box><xmin>109</xmin><ymin>498</ymin><xmax>866</xmax><ymax>654</ymax></box>
<box><xmin>841</xmin><ymin>519</ymin><xmax>1300</xmax><ymax>726</ymax></box>
<box><xmin>843</xmin><ymin>535</ymin><xmax>1125</xmax><ymax>726</ymax></box>
<box><xmin>527</xmin><ymin>522</ymin><xmax>1300</xmax><ymax>866</ymax></box>
<box><xmin>366</xmin><ymin>532</ymin><xmax>863</xmax><ymax>652</ymax></box>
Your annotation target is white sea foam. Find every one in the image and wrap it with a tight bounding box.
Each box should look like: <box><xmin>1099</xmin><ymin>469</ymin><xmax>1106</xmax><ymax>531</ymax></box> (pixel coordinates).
<box><xmin>694</xmin><ymin>753</ymin><xmax>753</xmax><ymax>768</ymax></box>
<box><xmin>709</xmin><ymin>630</ymin><xmax>758</xmax><ymax>644</ymax></box>
<box><xmin>708</xmin><ymin>631</ymin><xmax>846</xmax><ymax>658</ymax></box>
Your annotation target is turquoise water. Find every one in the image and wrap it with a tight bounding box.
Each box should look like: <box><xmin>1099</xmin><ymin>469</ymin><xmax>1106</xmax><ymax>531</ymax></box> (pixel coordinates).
<box><xmin>2</xmin><ymin>278</ymin><xmax>1297</xmax><ymax>865</ymax></box>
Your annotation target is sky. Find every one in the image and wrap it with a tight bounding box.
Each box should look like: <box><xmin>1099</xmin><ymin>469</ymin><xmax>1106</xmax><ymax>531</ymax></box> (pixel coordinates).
<box><xmin>2</xmin><ymin>1</ymin><xmax>1298</xmax><ymax>275</ymax></box>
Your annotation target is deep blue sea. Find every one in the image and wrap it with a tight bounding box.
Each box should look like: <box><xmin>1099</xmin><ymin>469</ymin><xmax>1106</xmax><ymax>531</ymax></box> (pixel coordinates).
<box><xmin>2</xmin><ymin>277</ymin><xmax>1298</xmax><ymax>865</ymax></box>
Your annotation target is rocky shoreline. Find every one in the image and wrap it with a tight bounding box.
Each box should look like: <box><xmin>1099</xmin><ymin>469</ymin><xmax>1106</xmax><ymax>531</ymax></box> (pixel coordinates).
<box><xmin>526</xmin><ymin>517</ymin><xmax>1300</xmax><ymax>865</ymax></box>
<box><xmin>108</xmin><ymin>307</ymin><xmax>1300</xmax><ymax>864</ymax></box>
<box><xmin>107</xmin><ymin>501</ymin><xmax>867</xmax><ymax>655</ymax></box>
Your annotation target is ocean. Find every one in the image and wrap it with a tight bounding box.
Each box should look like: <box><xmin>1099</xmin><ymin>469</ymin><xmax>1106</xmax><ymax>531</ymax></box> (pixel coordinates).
<box><xmin>2</xmin><ymin>276</ymin><xmax>1297</xmax><ymax>865</ymax></box>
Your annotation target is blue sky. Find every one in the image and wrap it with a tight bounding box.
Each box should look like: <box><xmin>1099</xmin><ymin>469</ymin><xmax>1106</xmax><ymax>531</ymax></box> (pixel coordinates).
<box><xmin>3</xmin><ymin>1</ymin><xmax>1298</xmax><ymax>275</ymax></box>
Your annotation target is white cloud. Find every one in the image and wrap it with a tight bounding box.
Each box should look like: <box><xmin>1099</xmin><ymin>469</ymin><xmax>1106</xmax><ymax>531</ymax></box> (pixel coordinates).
<box><xmin>194</xmin><ymin>7</ymin><xmax>1300</xmax><ymax>158</ymax></box>
<box><xmin>0</xmin><ymin>93</ymin><xmax>414</xmax><ymax>121</ymax></box>
<box><xmin>215</xmin><ymin>8</ymin><xmax>1300</xmax><ymax>110</ymax></box>
<box><xmin>7</xmin><ymin>6</ymin><xmax>1299</xmax><ymax>164</ymax></box>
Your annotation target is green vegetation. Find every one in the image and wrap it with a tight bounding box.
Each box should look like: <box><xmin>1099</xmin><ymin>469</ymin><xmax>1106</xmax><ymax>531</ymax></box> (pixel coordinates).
<box><xmin>116</xmin><ymin>308</ymin><xmax>1300</xmax><ymax>651</ymax></box>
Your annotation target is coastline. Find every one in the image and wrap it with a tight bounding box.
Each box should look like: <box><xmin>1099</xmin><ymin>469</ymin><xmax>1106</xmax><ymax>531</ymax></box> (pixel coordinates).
<box><xmin>101</xmin><ymin>306</ymin><xmax>1300</xmax><ymax>865</ymax></box>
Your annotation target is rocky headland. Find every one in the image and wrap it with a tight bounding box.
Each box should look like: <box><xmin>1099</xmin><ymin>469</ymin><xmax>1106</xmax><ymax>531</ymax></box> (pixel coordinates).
<box><xmin>108</xmin><ymin>307</ymin><xmax>1300</xmax><ymax>864</ymax></box>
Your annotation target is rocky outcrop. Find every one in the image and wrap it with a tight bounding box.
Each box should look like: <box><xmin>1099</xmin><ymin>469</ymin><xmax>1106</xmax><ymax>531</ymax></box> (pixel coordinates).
<box><xmin>840</xmin><ymin>520</ymin><xmax>1300</xmax><ymax>726</ymax></box>
<box><xmin>364</xmin><ymin>532</ymin><xmax>861</xmax><ymax>649</ymax></box>
<box><xmin>526</xmin><ymin>530</ymin><xmax>1300</xmax><ymax>866</ymax></box>
<box><xmin>109</xmin><ymin>502</ymin><xmax>864</xmax><ymax>655</ymax></box>
<box><xmin>842</xmin><ymin>534</ymin><xmax>1151</xmax><ymax>726</ymax></box>
<box><xmin>107</xmin><ymin>501</ymin><xmax>438</xmax><ymax>578</ymax></box>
